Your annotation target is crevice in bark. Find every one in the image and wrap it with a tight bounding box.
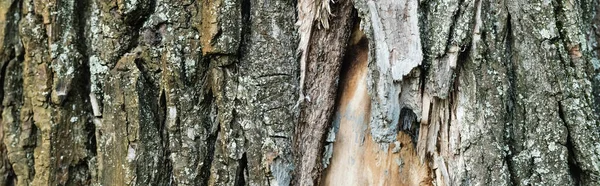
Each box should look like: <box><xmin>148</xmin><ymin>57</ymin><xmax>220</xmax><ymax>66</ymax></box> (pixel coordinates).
<box><xmin>110</xmin><ymin>0</ymin><xmax>157</xmax><ymax>71</ymax></box>
<box><xmin>133</xmin><ymin>58</ymin><xmax>157</xmax><ymax>84</ymax></box>
<box><xmin>49</xmin><ymin>0</ymin><xmax>97</xmax><ymax>184</ymax></box>
<box><xmin>0</xmin><ymin>51</ymin><xmax>13</xmax><ymax>110</ymax></box>
<box><xmin>0</xmin><ymin>52</ymin><xmax>17</xmax><ymax>186</ymax></box>
<box><xmin>551</xmin><ymin>0</ymin><xmax>566</xmax><ymax>42</ymax></box>
<box><xmin>158</xmin><ymin>91</ymin><xmax>167</xmax><ymax>148</ymax></box>
<box><xmin>199</xmin><ymin>92</ymin><xmax>217</xmax><ymax>186</ymax></box>
<box><xmin>557</xmin><ymin>101</ymin><xmax>583</xmax><ymax>185</ymax></box>
<box><xmin>157</xmin><ymin>90</ymin><xmax>173</xmax><ymax>184</ymax></box>
<box><xmin>417</xmin><ymin>0</ymin><xmax>430</xmax><ymax>62</ymax></box>
<box><xmin>325</xmin><ymin>20</ymin><xmax>360</xmax><ymax>142</ymax></box>
<box><xmin>136</xmin><ymin>70</ymin><xmax>169</xmax><ymax>185</ymax></box>
<box><xmin>5</xmin><ymin>170</ymin><xmax>14</xmax><ymax>186</ymax></box>
<box><xmin>198</xmin><ymin>128</ymin><xmax>217</xmax><ymax>186</ymax></box>
<box><xmin>400</xmin><ymin>108</ymin><xmax>419</xmax><ymax>148</ymax></box>
<box><xmin>75</xmin><ymin>41</ymin><xmax>95</xmax><ymax>186</ymax></box>
<box><xmin>240</xmin><ymin>0</ymin><xmax>251</xmax><ymax>49</ymax></box>
<box><xmin>65</xmin><ymin>159</ymin><xmax>92</xmax><ymax>185</ymax></box>
<box><xmin>0</xmin><ymin>0</ymin><xmax>21</xmax><ymax>105</ymax></box>
<box><xmin>551</xmin><ymin>1</ymin><xmax>590</xmax><ymax>184</ymax></box>
<box><xmin>235</xmin><ymin>153</ymin><xmax>248</xmax><ymax>186</ymax></box>
<box><xmin>502</xmin><ymin>12</ymin><xmax>518</xmax><ymax>186</ymax></box>
<box><xmin>28</xmin><ymin>118</ymin><xmax>39</xmax><ymax>180</ymax></box>
<box><xmin>444</xmin><ymin>0</ymin><xmax>466</xmax><ymax>53</ymax></box>
<box><xmin>69</xmin><ymin>0</ymin><xmax>92</xmax><ymax>105</ymax></box>
<box><xmin>419</xmin><ymin>66</ymin><xmax>428</xmax><ymax>97</ymax></box>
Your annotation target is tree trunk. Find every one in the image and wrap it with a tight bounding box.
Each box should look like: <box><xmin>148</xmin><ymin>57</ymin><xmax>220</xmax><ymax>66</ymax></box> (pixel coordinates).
<box><xmin>0</xmin><ymin>0</ymin><xmax>598</xmax><ymax>185</ymax></box>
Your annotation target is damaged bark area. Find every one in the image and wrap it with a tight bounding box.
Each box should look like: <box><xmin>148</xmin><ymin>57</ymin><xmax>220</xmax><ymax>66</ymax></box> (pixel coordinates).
<box><xmin>292</xmin><ymin>0</ymin><xmax>355</xmax><ymax>184</ymax></box>
<box><xmin>321</xmin><ymin>23</ymin><xmax>432</xmax><ymax>186</ymax></box>
<box><xmin>321</xmin><ymin>0</ymin><xmax>600</xmax><ymax>185</ymax></box>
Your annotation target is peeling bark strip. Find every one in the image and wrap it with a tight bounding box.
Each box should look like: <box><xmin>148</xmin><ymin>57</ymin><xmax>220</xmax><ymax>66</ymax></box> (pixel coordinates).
<box><xmin>293</xmin><ymin>0</ymin><xmax>355</xmax><ymax>185</ymax></box>
<box><xmin>322</xmin><ymin>24</ymin><xmax>433</xmax><ymax>186</ymax></box>
<box><xmin>356</xmin><ymin>0</ymin><xmax>424</xmax><ymax>143</ymax></box>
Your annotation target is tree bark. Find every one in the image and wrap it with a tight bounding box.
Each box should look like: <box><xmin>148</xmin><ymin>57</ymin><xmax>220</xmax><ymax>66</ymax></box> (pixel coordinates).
<box><xmin>0</xmin><ymin>0</ymin><xmax>598</xmax><ymax>185</ymax></box>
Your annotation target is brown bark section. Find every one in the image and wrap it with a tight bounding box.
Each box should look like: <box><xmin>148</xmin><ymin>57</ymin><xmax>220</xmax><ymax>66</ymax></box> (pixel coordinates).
<box><xmin>293</xmin><ymin>0</ymin><xmax>355</xmax><ymax>185</ymax></box>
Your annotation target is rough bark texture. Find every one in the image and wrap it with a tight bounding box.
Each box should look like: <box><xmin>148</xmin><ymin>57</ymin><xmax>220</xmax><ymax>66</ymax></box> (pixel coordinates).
<box><xmin>292</xmin><ymin>0</ymin><xmax>354</xmax><ymax>185</ymax></box>
<box><xmin>0</xmin><ymin>0</ymin><xmax>598</xmax><ymax>185</ymax></box>
<box><xmin>340</xmin><ymin>0</ymin><xmax>600</xmax><ymax>185</ymax></box>
<box><xmin>1</xmin><ymin>0</ymin><xmax>298</xmax><ymax>185</ymax></box>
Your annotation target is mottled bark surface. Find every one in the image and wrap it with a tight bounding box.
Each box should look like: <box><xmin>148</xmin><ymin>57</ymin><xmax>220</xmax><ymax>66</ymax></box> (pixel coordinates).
<box><xmin>1</xmin><ymin>0</ymin><xmax>298</xmax><ymax>185</ymax></box>
<box><xmin>0</xmin><ymin>0</ymin><xmax>598</xmax><ymax>185</ymax></box>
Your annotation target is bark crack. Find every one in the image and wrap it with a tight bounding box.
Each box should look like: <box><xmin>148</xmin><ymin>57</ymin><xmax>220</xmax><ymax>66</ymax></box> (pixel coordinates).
<box><xmin>557</xmin><ymin>101</ymin><xmax>583</xmax><ymax>185</ymax></box>
<box><xmin>502</xmin><ymin>12</ymin><xmax>518</xmax><ymax>186</ymax></box>
<box><xmin>235</xmin><ymin>153</ymin><xmax>248</xmax><ymax>186</ymax></box>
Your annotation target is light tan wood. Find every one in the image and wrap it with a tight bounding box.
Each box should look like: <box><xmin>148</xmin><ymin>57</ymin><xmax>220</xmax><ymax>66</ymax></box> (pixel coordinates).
<box><xmin>321</xmin><ymin>26</ymin><xmax>432</xmax><ymax>186</ymax></box>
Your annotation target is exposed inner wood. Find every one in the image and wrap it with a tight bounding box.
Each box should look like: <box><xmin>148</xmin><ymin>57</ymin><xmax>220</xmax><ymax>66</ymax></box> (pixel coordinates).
<box><xmin>321</xmin><ymin>25</ymin><xmax>432</xmax><ymax>186</ymax></box>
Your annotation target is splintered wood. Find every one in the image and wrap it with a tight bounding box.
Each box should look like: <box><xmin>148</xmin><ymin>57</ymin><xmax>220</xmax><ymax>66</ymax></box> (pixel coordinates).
<box><xmin>322</xmin><ymin>27</ymin><xmax>432</xmax><ymax>186</ymax></box>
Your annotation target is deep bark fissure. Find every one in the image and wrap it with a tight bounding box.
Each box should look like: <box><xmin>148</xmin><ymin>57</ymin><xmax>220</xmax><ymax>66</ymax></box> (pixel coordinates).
<box><xmin>399</xmin><ymin>108</ymin><xmax>419</xmax><ymax>148</ymax></box>
<box><xmin>110</xmin><ymin>0</ymin><xmax>157</xmax><ymax>71</ymax></box>
<box><xmin>502</xmin><ymin>12</ymin><xmax>518</xmax><ymax>186</ymax></box>
<box><xmin>29</xmin><ymin>112</ymin><xmax>39</xmax><ymax>180</ymax></box>
<box><xmin>326</xmin><ymin>23</ymin><xmax>359</xmax><ymax>145</ymax></box>
<box><xmin>552</xmin><ymin>0</ymin><xmax>593</xmax><ymax>184</ymax></box>
<box><xmin>235</xmin><ymin>153</ymin><xmax>248</xmax><ymax>186</ymax></box>
<box><xmin>417</xmin><ymin>1</ymin><xmax>431</xmax><ymax>65</ymax></box>
<box><xmin>557</xmin><ymin>101</ymin><xmax>583</xmax><ymax>185</ymax></box>
<box><xmin>72</xmin><ymin>0</ymin><xmax>96</xmax><ymax>181</ymax></box>
<box><xmin>158</xmin><ymin>91</ymin><xmax>167</xmax><ymax>149</ymax></box>
<box><xmin>158</xmin><ymin>90</ymin><xmax>174</xmax><ymax>185</ymax></box>
<box><xmin>199</xmin><ymin>93</ymin><xmax>217</xmax><ymax>186</ymax></box>
<box><xmin>5</xmin><ymin>170</ymin><xmax>15</xmax><ymax>186</ymax></box>
<box><xmin>0</xmin><ymin>0</ymin><xmax>21</xmax><ymax>105</ymax></box>
<box><xmin>0</xmin><ymin>47</ymin><xmax>16</xmax><ymax>186</ymax></box>
<box><xmin>0</xmin><ymin>51</ymin><xmax>13</xmax><ymax>112</ymax></box>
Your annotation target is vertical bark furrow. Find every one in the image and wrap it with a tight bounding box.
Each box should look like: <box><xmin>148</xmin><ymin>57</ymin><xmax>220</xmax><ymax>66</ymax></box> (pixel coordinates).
<box><xmin>20</xmin><ymin>0</ymin><xmax>96</xmax><ymax>184</ymax></box>
<box><xmin>592</xmin><ymin>2</ymin><xmax>600</xmax><ymax>118</ymax></box>
<box><xmin>503</xmin><ymin>12</ymin><xmax>519</xmax><ymax>186</ymax></box>
<box><xmin>202</xmin><ymin>0</ymin><xmax>244</xmax><ymax>184</ymax></box>
<box><xmin>552</xmin><ymin>0</ymin><xmax>600</xmax><ymax>184</ymax></box>
<box><xmin>148</xmin><ymin>1</ymin><xmax>209</xmax><ymax>185</ymax></box>
<box><xmin>2</xmin><ymin>57</ymin><xmax>25</xmax><ymax>186</ymax></box>
<box><xmin>237</xmin><ymin>0</ymin><xmax>298</xmax><ymax>185</ymax></box>
<box><xmin>293</xmin><ymin>0</ymin><xmax>354</xmax><ymax>185</ymax></box>
<box><xmin>0</xmin><ymin>0</ymin><xmax>23</xmax><ymax>185</ymax></box>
